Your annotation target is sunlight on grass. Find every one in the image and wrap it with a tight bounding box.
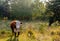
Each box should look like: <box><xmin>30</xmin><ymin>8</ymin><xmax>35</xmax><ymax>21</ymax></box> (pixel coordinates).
<box><xmin>0</xmin><ymin>21</ymin><xmax>60</xmax><ymax>41</ymax></box>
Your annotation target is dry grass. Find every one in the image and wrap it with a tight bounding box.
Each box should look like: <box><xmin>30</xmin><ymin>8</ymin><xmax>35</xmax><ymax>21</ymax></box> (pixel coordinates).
<box><xmin>0</xmin><ymin>21</ymin><xmax>60</xmax><ymax>41</ymax></box>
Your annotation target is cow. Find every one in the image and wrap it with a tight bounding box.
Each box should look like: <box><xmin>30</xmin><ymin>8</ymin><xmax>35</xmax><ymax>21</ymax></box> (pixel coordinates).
<box><xmin>10</xmin><ymin>20</ymin><xmax>22</xmax><ymax>38</ymax></box>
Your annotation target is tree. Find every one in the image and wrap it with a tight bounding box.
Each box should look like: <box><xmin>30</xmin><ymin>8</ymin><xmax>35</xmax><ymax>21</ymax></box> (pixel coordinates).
<box><xmin>46</xmin><ymin>0</ymin><xmax>60</xmax><ymax>14</ymax></box>
<box><xmin>31</xmin><ymin>0</ymin><xmax>46</xmax><ymax>20</ymax></box>
<box><xmin>46</xmin><ymin>0</ymin><xmax>60</xmax><ymax>26</ymax></box>
<box><xmin>0</xmin><ymin>0</ymin><xmax>11</xmax><ymax>19</ymax></box>
<box><xmin>10</xmin><ymin>0</ymin><xmax>32</xmax><ymax>20</ymax></box>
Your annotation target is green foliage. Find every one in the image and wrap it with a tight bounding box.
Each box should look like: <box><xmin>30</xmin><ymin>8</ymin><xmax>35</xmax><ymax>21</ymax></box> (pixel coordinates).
<box><xmin>31</xmin><ymin>0</ymin><xmax>47</xmax><ymax>20</ymax></box>
<box><xmin>9</xmin><ymin>0</ymin><xmax>32</xmax><ymax>20</ymax></box>
<box><xmin>0</xmin><ymin>0</ymin><xmax>54</xmax><ymax>21</ymax></box>
<box><xmin>46</xmin><ymin>0</ymin><xmax>60</xmax><ymax>14</ymax></box>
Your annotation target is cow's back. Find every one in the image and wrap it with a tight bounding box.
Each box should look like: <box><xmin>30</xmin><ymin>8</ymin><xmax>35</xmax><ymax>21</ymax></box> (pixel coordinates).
<box><xmin>10</xmin><ymin>21</ymin><xmax>16</xmax><ymax>29</ymax></box>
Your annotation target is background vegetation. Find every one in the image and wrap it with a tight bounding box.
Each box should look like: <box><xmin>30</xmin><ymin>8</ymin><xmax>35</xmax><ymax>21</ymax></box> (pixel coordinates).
<box><xmin>0</xmin><ymin>0</ymin><xmax>53</xmax><ymax>21</ymax></box>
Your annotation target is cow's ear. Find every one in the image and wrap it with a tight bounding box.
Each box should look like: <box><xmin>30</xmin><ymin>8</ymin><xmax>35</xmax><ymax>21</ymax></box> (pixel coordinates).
<box><xmin>20</xmin><ymin>22</ymin><xmax>22</xmax><ymax>24</ymax></box>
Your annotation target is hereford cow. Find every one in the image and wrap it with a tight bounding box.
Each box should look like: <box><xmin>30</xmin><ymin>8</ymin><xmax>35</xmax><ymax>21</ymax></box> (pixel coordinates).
<box><xmin>10</xmin><ymin>20</ymin><xmax>22</xmax><ymax>37</ymax></box>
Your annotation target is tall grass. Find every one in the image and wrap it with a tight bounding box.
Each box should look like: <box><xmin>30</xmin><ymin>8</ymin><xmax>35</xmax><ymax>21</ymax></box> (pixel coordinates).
<box><xmin>0</xmin><ymin>20</ymin><xmax>60</xmax><ymax>41</ymax></box>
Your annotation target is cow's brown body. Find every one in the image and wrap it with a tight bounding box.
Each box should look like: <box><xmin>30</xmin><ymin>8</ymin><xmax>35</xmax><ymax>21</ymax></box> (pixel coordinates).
<box><xmin>10</xmin><ymin>21</ymin><xmax>16</xmax><ymax>33</ymax></box>
<box><xmin>10</xmin><ymin>20</ymin><xmax>22</xmax><ymax>37</ymax></box>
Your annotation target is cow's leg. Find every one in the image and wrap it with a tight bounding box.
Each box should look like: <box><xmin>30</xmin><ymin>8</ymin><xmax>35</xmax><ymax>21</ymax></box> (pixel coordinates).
<box><xmin>14</xmin><ymin>32</ymin><xmax>16</xmax><ymax>37</ymax></box>
<box><xmin>16</xmin><ymin>29</ymin><xmax>20</xmax><ymax>37</ymax></box>
<box><xmin>14</xmin><ymin>29</ymin><xmax>20</xmax><ymax>37</ymax></box>
<box><xmin>9</xmin><ymin>27</ymin><xmax>15</xmax><ymax>41</ymax></box>
<box><xmin>11</xmin><ymin>28</ymin><xmax>16</xmax><ymax>38</ymax></box>
<box><xmin>14</xmin><ymin>28</ymin><xmax>17</xmax><ymax>37</ymax></box>
<box><xmin>17</xmin><ymin>32</ymin><xmax>20</xmax><ymax>37</ymax></box>
<box><xmin>10</xmin><ymin>26</ymin><xmax>14</xmax><ymax>37</ymax></box>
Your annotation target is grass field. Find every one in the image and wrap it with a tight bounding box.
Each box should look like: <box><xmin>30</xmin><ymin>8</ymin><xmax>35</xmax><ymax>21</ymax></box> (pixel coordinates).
<box><xmin>0</xmin><ymin>20</ymin><xmax>60</xmax><ymax>41</ymax></box>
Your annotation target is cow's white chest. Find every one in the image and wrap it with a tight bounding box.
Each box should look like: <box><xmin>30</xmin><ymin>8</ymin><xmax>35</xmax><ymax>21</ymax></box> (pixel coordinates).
<box><xmin>16</xmin><ymin>21</ymin><xmax>20</xmax><ymax>29</ymax></box>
